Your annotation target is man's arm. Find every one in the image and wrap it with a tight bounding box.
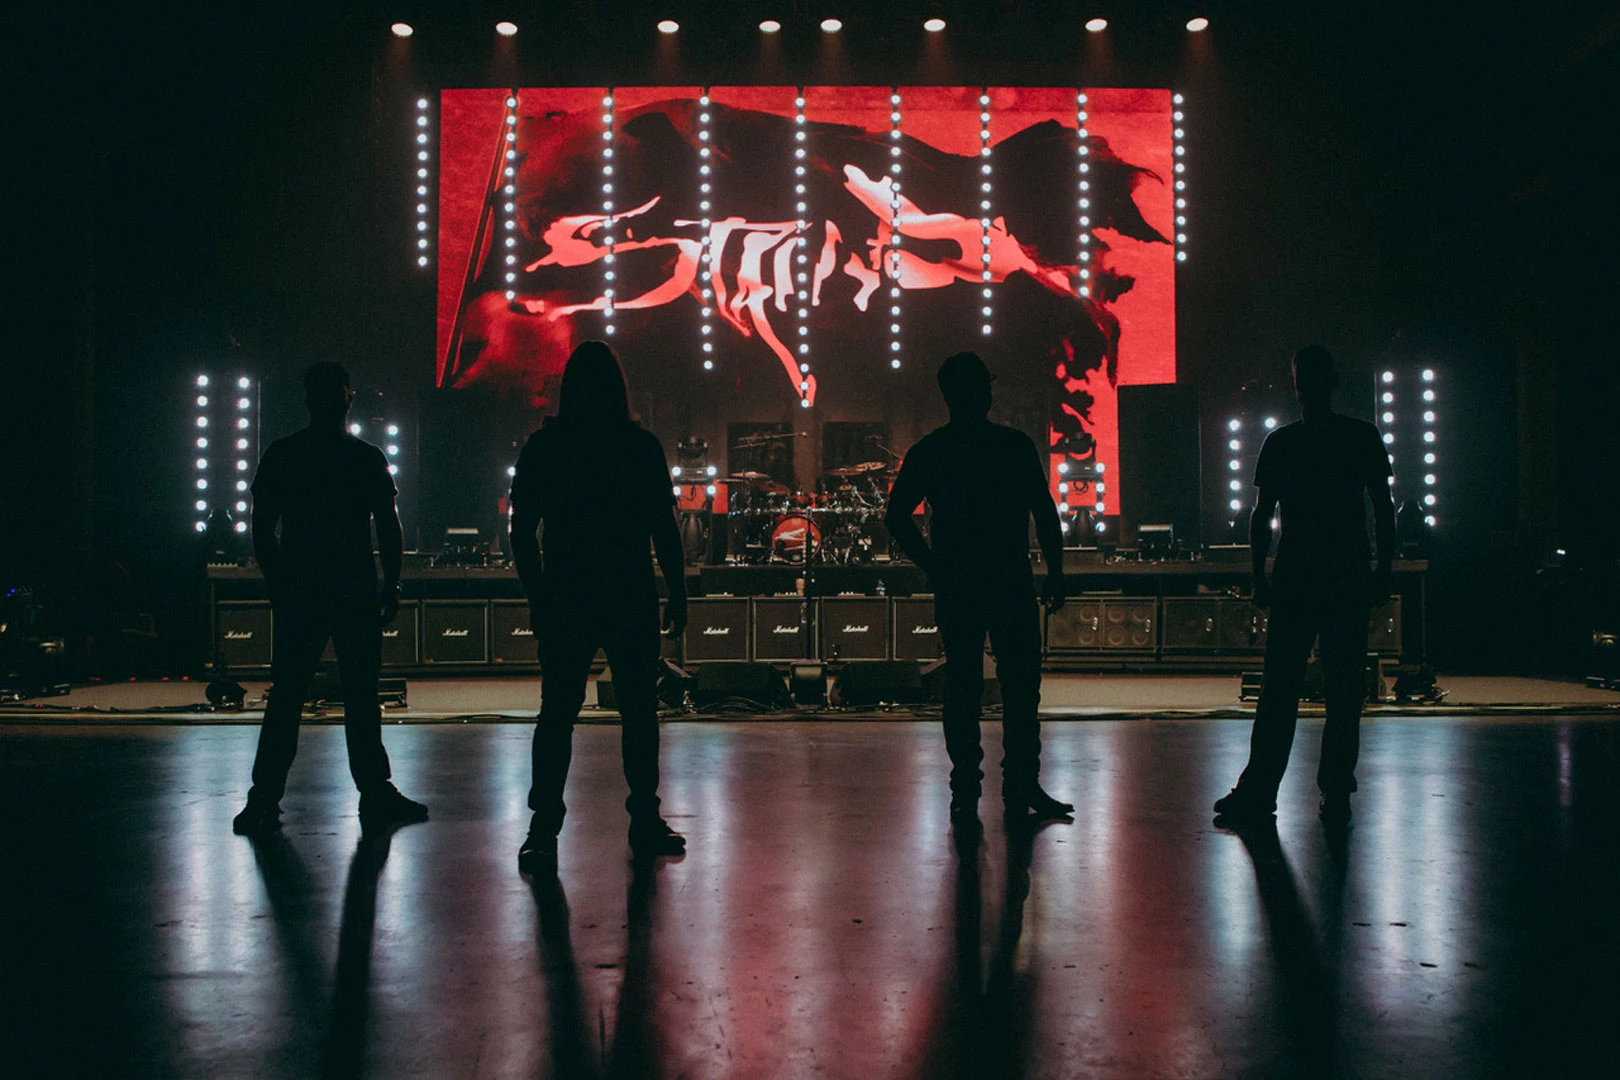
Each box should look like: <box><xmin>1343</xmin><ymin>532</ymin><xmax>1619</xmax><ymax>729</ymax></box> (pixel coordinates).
<box><xmin>650</xmin><ymin>506</ymin><xmax>688</xmax><ymax>638</ymax></box>
<box><xmin>508</xmin><ymin>440</ymin><xmax>545</xmax><ymax>603</ymax></box>
<box><xmin>375</xmin><ymin>493</ymin><xmax>404</xmax><ymax>624</ymax></box>
<box><xmin>883</xmin><ymin>457</ymin><xmax>935</xmax><ymax>577</ymax></box>
<box><xmin>1027</xmin><ymin>442</ymin><xmax>1067</xmax><ymax>611</ymax></box>
<box><xmin>1249</xmin><ymin>489</ymin><xmax>1280</xmax><ymax>608</ymax></box>
<box><xmin>252</xmin><ymin>495</ymin><xmax>284</xmax><ymax>593</ymax></box>
<box><xmin>1369</xmin><ymin>477</ymin><xmax>1396</xmax><ymax>591</ymax></box>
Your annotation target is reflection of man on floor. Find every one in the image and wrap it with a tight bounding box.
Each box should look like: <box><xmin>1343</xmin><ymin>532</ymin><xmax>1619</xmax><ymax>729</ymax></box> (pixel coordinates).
<box><xmin>1214</xmin><ymin>346</ymin><xmax>1395</xmax><ymax>827</ymax></box>
<box><xmin>232</xmin><ymin>362</ymin><xmax>428</xmax><ymax>835</ymax></box>
<box><xmin>886</xmin><ymin>352</ymin><xmax>1073</xmax><ymax>835</ymax></box>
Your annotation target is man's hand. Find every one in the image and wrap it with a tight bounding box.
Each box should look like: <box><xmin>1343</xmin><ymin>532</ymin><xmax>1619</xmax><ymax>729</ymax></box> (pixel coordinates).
<box><xmin>662</xmin><ymin>593</ymin><xmax>688</xmax><ymax>640</ymax></box>
<box><xmin>1251</xmin><ymin>575</ymin><xmax>1272</xmax><ymax>610</ymax></box>
<box><xmin>379</xmin><ymin>582</ymin><xmax>401</xmax><ymax>627</ymax></box>
<box><xmin>1041</xmin><ymin>572</ymin><xmax>1067</xmax><ymax>614</ymax></box>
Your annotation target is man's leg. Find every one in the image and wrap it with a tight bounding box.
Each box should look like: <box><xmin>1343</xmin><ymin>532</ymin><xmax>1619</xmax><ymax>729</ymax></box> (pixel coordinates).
<box><xmin>1316</xmin><ymin>583</ymin><xmax>1371</xmax><ymax>799</ymax></box>
<box><xmin>330</xmin><ymin>598</ymin><xmax>392</xmax><ymax>795</ymax></box>
<box><xmin>245</xmin><ymin>601</ymin><xmax>327</xmax><ymax>807</ymax></box>
<box><xmin>985</xmin><ymin>590</ymin><xmax>1046</xmax><ymax>803</ymax></box>
<box><xmin>937</xmin><ymin>590</ymin><xmax>990</xmax><ymax>806</ymax></box>
<box><xmin>603</xmin><ymin>603</ymin><xmax>664</xmax><ymax>826</ymax></box>
<box><xmin>529</xmin><ymin>617</ymin><xmax>596</xmax><ymax>839</ymax></box>
<box><xmin>1229</xmin><ymin>590</ymin><xmax>1319</xmax><ymax>807</ymax></box>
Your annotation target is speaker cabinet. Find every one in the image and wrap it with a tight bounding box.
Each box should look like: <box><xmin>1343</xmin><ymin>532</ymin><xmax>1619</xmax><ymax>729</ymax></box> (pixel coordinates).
<box><xmin>659</xmin><ymin>601</ymin><xmax>682</xmax><ymax>664</ymax></box>
<box><xmin>684</xmin><ymin>598</ymin><xmax>750</xmax><ymax>662</ymax></box>
<box><xmin>1101</xmin><ymin>599</ymin><xmax>1157</xmax><ymax>651</ymax></box>
<box><xmin>819</xmin><ymin>597</ymin><xmax>891</xmax><ymax>661</ymax></box>
<box><xmin>830</xmin><ymin>660</ymin><xmax>924</xmax><ymax>706</ymax></box>
<box><xmin>893</xmin><ymin>596</ymin><xmax>942</xmax><ymax>661</ymax></box>
<box><xmin>1046</xmin><ymin>599</ymin><xmax>1104</xmax><ymax>651</ymax></box>
<box><xmin>1218</xmin><ymin>601</ymin><xmax>1270</xmax><ymax>653</ymax></box>
<box><xmin>421</xmin><ymin>601</ymin><xmax>489</xmax><ymax>664</ymax></box>
<box><xmin>753</xmin><ymin>597</ymin><xmax>811</xmax><ymax>661</ymax></box>
<box><xmin>1162</xmin><ymin>599</ymin><xmax>1220</xmax><ymax>652</ymax></box>
<box><xmin>490</xmin><ymin>600</ymin><xmax>536</xmax><ymax>664</ymax></box>
<box><xmin>215</xmin><ymin>601</ymin><xmax>273</xmax><ymax>670</ymax></box>
<box><xmin>1368</xmin><ymin>598</ymin><xmax>1402</xmax><ymax>655</ymax></box>
<box><xmin>381</xmin><ymin>601</ymin><xmax>419</xmax><ymax>668</ymax></box>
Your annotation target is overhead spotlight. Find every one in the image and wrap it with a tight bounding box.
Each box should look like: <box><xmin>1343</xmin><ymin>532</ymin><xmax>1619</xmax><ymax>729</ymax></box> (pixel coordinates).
<box><xmin>820</xmin><ymin>18</ymin><xmax>843</xmax><ymax>33</ymax></box>
<box><xmin>495</xmin><ymin>21</ymin><xmax>518</xmax><ymax>37</ymax></box>
<box><xmin>1186</xmin><ymin>16</ymin><xmax>1210</xmax><ymax>32</ymax></box>
<box><xmin>760</xmin><ymin>19</ymin><xmax>782</xmax><ymax>33</ymax></box>
<box><xmin>1085</xmin><ymin>18</ymin><xmax>1107</xmax><ymax>32</ymax></box>
<box><xmin>657</xmin><ymin>19</ymin><xmax>679</xmax><ymax>34</ymax></box>
<box><xmin>923</xmin><ymin>18</ymin><xmax>946</xmax><ymax>32</ymax></box>
<box><xmin>390</xmin><ymin>22</ymin><xmax>413</xmax><ymax>38</ymax></box>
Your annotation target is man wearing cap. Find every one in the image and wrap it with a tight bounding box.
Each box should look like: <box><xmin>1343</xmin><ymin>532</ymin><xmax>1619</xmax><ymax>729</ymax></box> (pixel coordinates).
<box><xmin>886</xmin><ymin>351</ymin><xmax>1073</xmax><ymax>837</ymax></box>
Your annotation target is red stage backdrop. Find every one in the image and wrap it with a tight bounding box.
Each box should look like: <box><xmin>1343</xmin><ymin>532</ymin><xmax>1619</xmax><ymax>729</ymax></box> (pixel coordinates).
<box><xmin>436</xmin><ymin>87</ymin><xmax>1176</xmax><ymax>517</ymax></box>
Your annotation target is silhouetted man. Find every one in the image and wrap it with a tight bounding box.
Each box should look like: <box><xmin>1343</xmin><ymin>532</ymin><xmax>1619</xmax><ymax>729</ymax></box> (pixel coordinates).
<box><xmin>1214</xmin><ymin>346</ymin><xmax>1395</xmax><ymax>826</ymax></box>
<box><xmin>886</xmin><ymin>352</ymin><xmax>1072</xmax><ymax>834</ymax></box>
<box><xmin>510</xmin><ymin>341</ymin><xmax>690</xmax><ymax>873</ymax></box>
<box><xmin>232</xmin><ymin>362</ymin><xmax>428</xmax><ymax>835</ymax></box>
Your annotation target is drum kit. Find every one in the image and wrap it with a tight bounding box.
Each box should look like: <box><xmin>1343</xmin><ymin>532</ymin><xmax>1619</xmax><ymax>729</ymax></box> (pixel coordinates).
<box><xmin>723</xmin><ymin>461</ymin><xmax>892</xmax><ymax>565</ymax></box>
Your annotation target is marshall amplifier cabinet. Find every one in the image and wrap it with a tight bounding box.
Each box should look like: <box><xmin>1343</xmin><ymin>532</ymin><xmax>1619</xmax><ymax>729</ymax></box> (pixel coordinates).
<box><xmin>752</xmin><ymin>597</ymin><xmax>811</xmax><ymax>661</ymax></box>
<box><xmin>819</xmin><ymin>597</ymin><xmax>891</xmax><ymax>661</ymax></box>
<box><xmin>1045</xmin><ymin>599</ymin><xmax>1104</xmax><ymax>652</ymax></box>
<box><xmin>1368</xmin><ymin>597</ymin><xmax>1403</xmax><ymax>655</ymax></box>
<box><xmin>214</xmin><ymin>601</ymin><xmax>273</xmax><ymax>670</ymax></box>
<box><xmin>893</xmin><ymin>596</ymin><xmax>941</xmax><ymax>661</ymax></box>
<box><xmin>684</xmin><ymin>597</ymin><xmax>750</xmax><ymax>662</ymax></box>
<box><xmin>381</xmin><ymin>601</ymin><xmax>420</xmax><ymax>668</ymax></box>
<box><xmin>1100</xmin><ymin>598</ymin><xmax>1157</xmax><ymax>651</ymax></box>
<box><xmin>659</xmin><ymin>600</ymin><xmax>683</xmax><ymax>664</ymax></box>
<box><xmin>1161</xmin><ymin>599</ymin><xmax>1220</xmax><ymax>652</ymax></box>
<box><xmin>490</xmin><ymin>600</ymin><xmax>538</xmax><ymax>664</ymax></box>
<box><xmin>1218</xmin><ymin>601</ymin><xmax>1270</xmax><ymax>654</ymax></box>
<box><xmin>421</xmin><ymin>600</ymin><xmax>489</xmax><ymax>665</ymax></box>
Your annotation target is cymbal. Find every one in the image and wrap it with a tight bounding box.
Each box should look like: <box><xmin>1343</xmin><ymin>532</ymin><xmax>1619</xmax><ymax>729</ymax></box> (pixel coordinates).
<box><xmin>826</xmin><ymin>461</ymin><xmax>889</xmax><ymax>477</ymax></box>
<box><xmin>727</xmin><ymin>471</ymin><xmax>775</xmax><ymax>482</ymax></box>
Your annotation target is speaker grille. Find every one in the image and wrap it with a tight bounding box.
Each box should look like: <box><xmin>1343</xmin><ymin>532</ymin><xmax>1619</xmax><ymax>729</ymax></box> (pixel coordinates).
<box><xmin>893</xmin><ymin>597</ymin><xmax>941</xmax><ymax>660</ymax></box>
<box><xmin>819</xmin><ymin>598</ymin><xmax>891</xmax><ymax>661</ymax></box>
<box><xmin>753</xmin><ymin>598</ymin><xmax>810</xmax><ymax>661</ymax></box>
<box><xmin>215</xmin><ymin>602</ymin><xmax>273</xmax><ymax>670</ymax></box>
<box><xmin>684</xmin><ymin>598</ymin><xmax>750</xmax><ymax>662</ymax></box>
<box><xmin>421</xmin><ymin>601</ymin><xmax>489</xmax><ymax>664</ymax></box>
<box><xmin>490</xmin><ymin>601</ymin><xmax>535</xmax><ymax>664</ymax></box>
<box><xmin>1162</xmin><ymin>599</ymin><xmax>1220</xmax><ymax>651</ymax></box>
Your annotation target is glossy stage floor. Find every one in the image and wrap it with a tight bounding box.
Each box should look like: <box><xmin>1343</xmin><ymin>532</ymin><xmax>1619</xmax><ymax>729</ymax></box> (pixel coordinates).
<box><xmin>2</xmin><ymin>716</ymin><xmax>1616</xmax><ymax>1078</ymax></box>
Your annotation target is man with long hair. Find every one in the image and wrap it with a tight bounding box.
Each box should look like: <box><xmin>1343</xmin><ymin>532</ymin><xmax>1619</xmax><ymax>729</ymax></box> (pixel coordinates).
<box><xmin>232</xmin><ymin>361</ymin><xmax>428</xmax><ymax>835</ymax></box>
<box><xmin>1213</xmin><ymin>346</ymin><xmax>1396</xmax><ymax>827</ymax></box>
<box><xmin>886</xmin><ymin>352</ymin><xmax>1073</xmax><ymax>839</ymax></box>
<box><xmin>509</xmin><ymin>341</ymin><xmax>689</xmax><ymax>872</ymax></box>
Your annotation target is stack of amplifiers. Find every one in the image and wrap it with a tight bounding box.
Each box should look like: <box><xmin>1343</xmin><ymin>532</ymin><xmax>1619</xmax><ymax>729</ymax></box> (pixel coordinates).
<box><xmin>1045</xmin><ymin>597</ymin><xmax>1158</xmax><ymax>655</ymax></box>
<box><xmin>218</xmin><ymin>601</ymin><xmax>423</xmax><ymax>671</ymax></box>
<box><xmin>678</xmin><ymin>595</ymin><xmax>936</xmax><ymax>665</ymax></box>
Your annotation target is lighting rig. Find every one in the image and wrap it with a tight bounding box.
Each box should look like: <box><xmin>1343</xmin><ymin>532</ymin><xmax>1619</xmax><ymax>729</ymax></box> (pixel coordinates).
<box><xmin>189</xmin><ymin>373</ymin><xmax>258</xmax><ymax>544</ymax></box>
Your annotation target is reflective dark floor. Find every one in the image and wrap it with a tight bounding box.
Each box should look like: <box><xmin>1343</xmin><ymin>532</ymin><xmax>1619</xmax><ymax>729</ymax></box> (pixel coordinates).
<box><xmin>1</xmin><ymin>717</ymin><xmax>1616</xmax><ymax>1078</ymax></box>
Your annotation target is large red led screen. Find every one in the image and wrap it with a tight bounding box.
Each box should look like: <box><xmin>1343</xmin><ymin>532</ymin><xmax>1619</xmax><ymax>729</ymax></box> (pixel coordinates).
<box><xmin>435</xmin><ymin>86</ymin><xmax>1177</xmax><ymax>516</ymax></box>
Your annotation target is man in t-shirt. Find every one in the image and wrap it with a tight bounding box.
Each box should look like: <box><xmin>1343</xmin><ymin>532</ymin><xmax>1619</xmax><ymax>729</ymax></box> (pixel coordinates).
<box><xmin>886</xmin><ymin>352</ymin><xmax>1072</xmax><ymax>837</ymax></box>
<box><xmin>1214</xmin><ymin>346</ymin><xmax>1396</xmax><ymax>826</ymax></box>
<box><xmin>509</xmin><ymin>341</ymin><xmax>690</xmax><ymax>873</ymax></box>
<box><xmin>232</xmin><ymin>362</ymin><xmax>428</xmax><ymax>835</ymax></box>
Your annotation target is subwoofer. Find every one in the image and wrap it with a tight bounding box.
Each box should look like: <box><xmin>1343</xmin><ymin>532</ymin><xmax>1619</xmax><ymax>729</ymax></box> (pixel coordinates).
<box><xmin>1046</xmin><ymin>599</ymin><xmax>1103</xmax><ymax>651</ymax></box>
<box><xmin>893</xmin><ymin>596</ymin><xmax>941</xmax><ymax>661</ymax></box>
<box><xmin>1161</xmin><ymin>599</ymin><xmax>1220</xmax><ymax>652</ymax></box>
<box><xmin>214</xmin><ymin>601</ymin><xmax>273</xmax><ymax>670</ymax></box>
<box><xmin>819</xmin><ymin>597</ymin><xmax>891</xmax><ymax>661</ymax></box>
<box><xmin>752</xmin><ymin>597</ymin><xmax>811</xmax><ymax>661</ymax></box>
<box><xmin>421</xmin><ymin>601</ymin><xmax>489</xmax><ymax>665</ymax></box>
<box><xmin>490</xmin><ymin>600</ymin><xmax>536</xmax><ymax>664</ymax></box>
<box><xmin>683</xmin><ymin>598</ymin><xmax>750</xmax><ymax>662</ymax></box>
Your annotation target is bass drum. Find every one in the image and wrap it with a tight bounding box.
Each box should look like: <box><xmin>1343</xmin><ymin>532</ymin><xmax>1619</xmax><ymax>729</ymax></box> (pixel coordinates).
<box><xmin>769</xmin><ymin>514</ymin><xmax>822</xmax><ymax>563</ymax></box>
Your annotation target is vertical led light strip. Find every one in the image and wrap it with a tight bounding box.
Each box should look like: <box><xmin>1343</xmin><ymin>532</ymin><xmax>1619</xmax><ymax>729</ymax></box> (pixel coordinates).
<box><xmin>1172</xmin><ymin>93</ymin><xmax>1188</xmax><ymax>263</ymax></box>
<box><xmin>230</xmin><ymin>376</ymin><xmax>256</xmax><ymax>536</ymax></box>
<box><xmin>414</xmin><ymin>97</ymin><xmax>432</xmax><ymax>268</ymax></box>
<box><xmin>1076</xmin><ymin>91</ymin><xmax>1092</xmax><ymax>297</ymax></box>
<box><xmin>978</xmin><ymin>90</ymin><xmax>993</xmax><ymax>336</ymax></box>
<box><xmin>192</xmin><ymin>375</ymin><xmax>211</xmax><ymax>533</ymax></box>
<box><xmin>601</xmin><ymin>90</ymin><xmax>617</xmax><ymax>336</ymax></box>
<box><xmin>887</xmin><ymin>89</ymin><xmax>904</xmax><ymax>370</ymax></box>
<box><xmin>696</xmin><ymin>90</ymin><xmax>715</xmax><ymax>371</ymax></box>
<box><xmin>793</xmin><ymin>90</ymin><xmax>811</xmax><ymax>408</ymax></box>
<box><xmin>1420</xmin><ymin>368</ymin><xmax>1438</xmax><ymax>526</ymax></box>
<box><xmin>1378</xmin><ymin>370</ymin><xmax>1397</xmax><ymax>509</ymax></box>
<box><xmin>501</xmin><ymin>93</ymin><xmax>519</xmax><ymax>301</ymax></box>
<box><xmin>1225</xmin><ymin>416</ymin><xmax>1245</xmax><ymax>522</ymax></box>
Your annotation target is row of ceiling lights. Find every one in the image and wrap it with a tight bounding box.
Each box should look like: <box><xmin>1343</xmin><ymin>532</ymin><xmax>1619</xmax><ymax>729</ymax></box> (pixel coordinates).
<box><xmin>389</xmin><ymin>17</ymin><xmax>1210</xmax><ymax>38</ymax></box>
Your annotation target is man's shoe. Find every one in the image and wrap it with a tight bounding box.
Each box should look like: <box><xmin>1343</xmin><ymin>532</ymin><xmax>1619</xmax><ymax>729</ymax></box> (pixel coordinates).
<box><xmin>518</xmin><ymin>831</ymin><xmax>559</xmax><ymax>876</ymax></box>
<box><xmin>1319</xmin><ymin>792</ymin><xmax>1352</xmax><ymax>826</ymax></box>
<box><xmin>1212</xmin><ymin>787</ymin><xmax>1276</xmax><ymax>823</ymax></box>
<box><xmin>628</xmin><ymin>818</ymin><xmax>686</xmax><ymax>857</ymax></box>
<box><xmin>358</xmin><ymin>784</ymin><xmax>429</xmax><ymax>829</ymax></box>
<box><xmin>1004</xmin><ymin>785</ymin><xmax>1074</xmax><ymax>820</ymax></box>
<box><xmin>232</xmin><ymin>799</ymin><xmax>281</xmax><ymax>836</ymax></box>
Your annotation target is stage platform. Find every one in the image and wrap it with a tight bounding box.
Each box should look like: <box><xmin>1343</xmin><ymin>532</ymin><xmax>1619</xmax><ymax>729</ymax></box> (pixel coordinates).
<box><xmin>1</xmin><ymin>715</ymin><xmax>1615</xmax><ymax>1077</ymax></box>
<box><xmin>5</xmin><ymin>672</ymin><xmax>1616</xmax><ymax>724</ymax></box>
